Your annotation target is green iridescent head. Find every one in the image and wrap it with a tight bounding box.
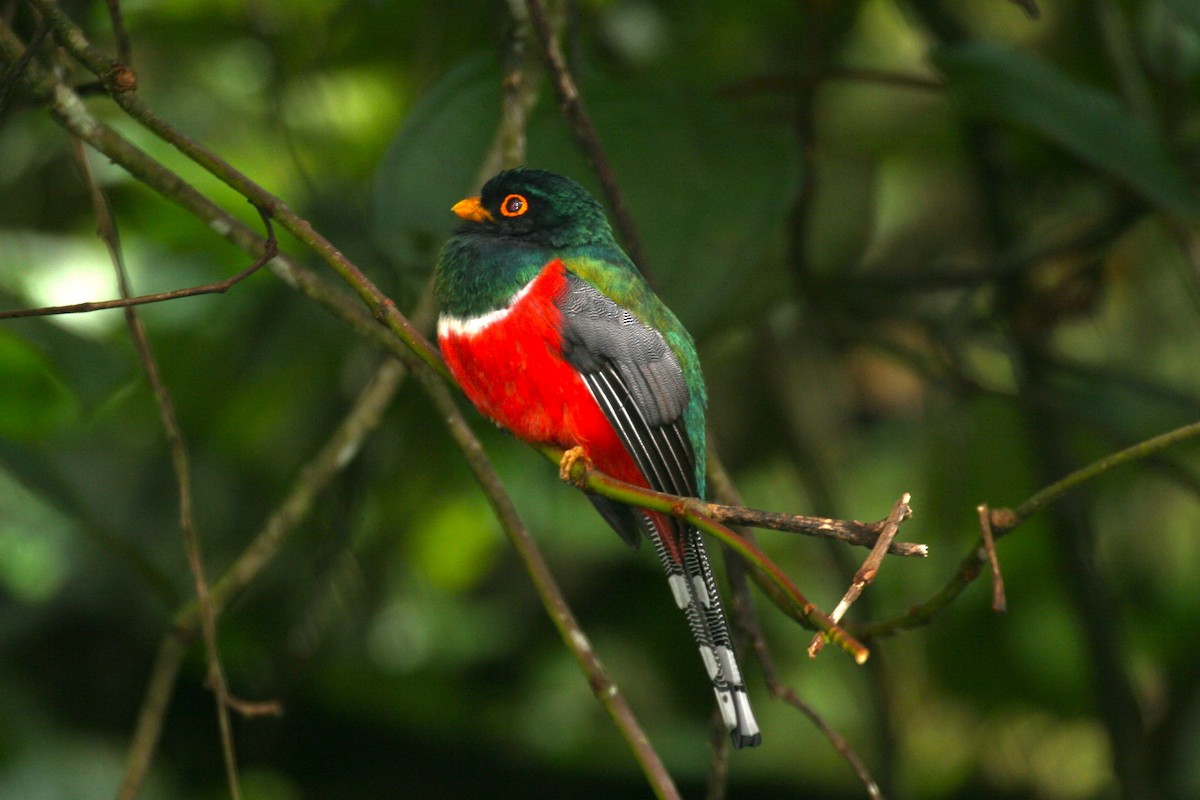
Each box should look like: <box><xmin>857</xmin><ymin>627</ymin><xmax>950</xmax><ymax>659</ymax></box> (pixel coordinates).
<box><xmin>449</xmin><ymin>168</ymin><xmax>614</xmax><ymax>249</ymax></box>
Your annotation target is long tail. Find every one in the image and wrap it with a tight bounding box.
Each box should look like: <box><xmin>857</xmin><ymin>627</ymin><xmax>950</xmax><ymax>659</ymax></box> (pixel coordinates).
<box><xmin>644</xmin><ymin>512</ymin><xmax>761</xmax><ymax>748</ymax></box>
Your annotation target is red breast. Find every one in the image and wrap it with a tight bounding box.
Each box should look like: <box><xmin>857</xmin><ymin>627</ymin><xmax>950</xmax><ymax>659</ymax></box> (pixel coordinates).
<box><xmin>437</xmin><ymin>260</ymin><xmax>646</xmax><ymax>491</ymax></box>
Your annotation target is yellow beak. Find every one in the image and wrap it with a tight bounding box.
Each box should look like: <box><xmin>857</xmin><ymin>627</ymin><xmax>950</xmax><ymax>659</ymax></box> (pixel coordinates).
<box><xmin>451</xmin><ymin>196</ymin><xmax>493</xmax><ymax>223</ymax></box>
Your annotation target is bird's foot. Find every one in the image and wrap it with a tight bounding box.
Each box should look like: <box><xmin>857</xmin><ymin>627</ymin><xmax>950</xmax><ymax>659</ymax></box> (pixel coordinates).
<box><xmin>558</xmin><ymin>446</ymin><xmax>591</xmax><ymax>488</ymax></box>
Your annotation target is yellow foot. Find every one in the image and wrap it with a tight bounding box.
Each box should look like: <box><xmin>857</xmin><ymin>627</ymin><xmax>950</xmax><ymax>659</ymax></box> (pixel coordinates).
<box><xmin>558</xmin><ymin>446</ymin><xmax>591</xmax><ymax>488</ymax></box>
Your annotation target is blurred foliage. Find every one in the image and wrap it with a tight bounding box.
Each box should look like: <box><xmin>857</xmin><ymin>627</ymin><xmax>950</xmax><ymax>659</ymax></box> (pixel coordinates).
<box><xmin>2</xmin><ymin>0</ymin><xmax>1200</xmax><ymax>798</ymax></box>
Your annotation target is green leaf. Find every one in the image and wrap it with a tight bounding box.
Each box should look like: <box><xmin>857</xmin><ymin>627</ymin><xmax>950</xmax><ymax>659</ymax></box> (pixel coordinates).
<box><xmin>0</xmin><ymin>328</ymin><xmax>77</xmax><ymax>439</ymax></box>
<box><xmin>934</xmin><ymin>42</ymin><xmax>1199</xmax><ymax>216</ymax></box>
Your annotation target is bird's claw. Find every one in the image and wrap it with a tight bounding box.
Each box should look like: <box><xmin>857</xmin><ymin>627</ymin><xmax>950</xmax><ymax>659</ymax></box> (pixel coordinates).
<box><xmin>558</xmin><ymin>446</ymin><xmax>591</xmax><ymax>489</ymax></box>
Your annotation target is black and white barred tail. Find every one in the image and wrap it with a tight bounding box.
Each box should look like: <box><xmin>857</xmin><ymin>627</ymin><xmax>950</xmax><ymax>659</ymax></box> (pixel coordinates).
<box><xmin>647</xmin><ymin>515</ymin><xmax>761</xmax><ymax>748</ymax></box>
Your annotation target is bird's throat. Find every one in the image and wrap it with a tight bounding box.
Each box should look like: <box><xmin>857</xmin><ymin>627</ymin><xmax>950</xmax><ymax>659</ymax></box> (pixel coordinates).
<box><xmin>437</xmin><ymin>277</ymin><xmax>536</xmax><ymax>339</ymax></box>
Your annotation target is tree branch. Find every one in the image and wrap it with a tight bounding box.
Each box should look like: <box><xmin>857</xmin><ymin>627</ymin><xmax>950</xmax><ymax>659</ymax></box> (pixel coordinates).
<box><xmin>67</xmin><ymin>134</ymin><xmax>242</xmax><ymax>798</ymax></box>
<box><xmin>556</xmin><ymin>446</ymin><xmax>872</xmax><ymax>663</ymax></box>
<box><xmin>853</xmin><ymin>417</ymin><xmax>1200</xmax><ymax>640</ymax></box>
<box><xmin>524</xmin><ymin>0</ymin><xmax>649</xmax><ymax>273</ymax></box>
<box><xmin>808</xmin><ymin>494</ymin><xmax>911</xmax><ymax>658</ymax></box>
<box><xmin>25</xmin><ymin>0</ymin><xmax>449</xmax><ymax>381</ymax></box>
<box><xmin>0</xmin><ymin>209</ymin><xmax>277</xmax><ymax>319</ymax></box>
<box><xmin>417</xmin><ymin>368</ymin><xmax>682</xmax><ymax>800</ymax></box>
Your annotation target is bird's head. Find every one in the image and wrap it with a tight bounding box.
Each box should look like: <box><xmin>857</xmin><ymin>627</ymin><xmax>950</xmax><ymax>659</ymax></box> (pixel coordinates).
<box><xmin>450</xmin><ymin>168</ymin><xmax>612</xmax><ymax>248</ymax></box>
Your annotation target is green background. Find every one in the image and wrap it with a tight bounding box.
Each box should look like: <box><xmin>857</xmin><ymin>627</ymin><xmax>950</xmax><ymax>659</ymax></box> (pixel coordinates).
<box><xmin>2</xmin><ymin>1</ymin><xmax>1199</xmax><ymax>797</ymax></box>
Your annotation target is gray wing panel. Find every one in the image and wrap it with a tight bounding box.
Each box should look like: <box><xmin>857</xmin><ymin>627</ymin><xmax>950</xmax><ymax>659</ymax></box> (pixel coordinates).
<box><xmin>558</xmin><ymin>274</ymin><xmax>697</xmax><ymax>499</ymax></box>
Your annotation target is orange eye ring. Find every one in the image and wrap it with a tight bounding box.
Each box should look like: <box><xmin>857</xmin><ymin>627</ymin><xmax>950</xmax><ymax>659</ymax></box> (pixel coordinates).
<box><xmin>501</xmin><ymin>193</ymin><xmax>529</xmax><ymax>217</ymax></box>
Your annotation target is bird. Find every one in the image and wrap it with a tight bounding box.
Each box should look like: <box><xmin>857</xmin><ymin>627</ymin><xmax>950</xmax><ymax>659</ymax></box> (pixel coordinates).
<box><xmin>434</xmin><ymin>167</ymin><xmax>761</xmax><ymax>748</ymax></box>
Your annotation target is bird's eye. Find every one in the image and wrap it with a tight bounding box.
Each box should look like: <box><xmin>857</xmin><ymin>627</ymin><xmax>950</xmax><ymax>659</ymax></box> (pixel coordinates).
<box><xmin>501</xmin><ymin>193</ymin><xmax>528</xmax><ymax>217</ymax></box>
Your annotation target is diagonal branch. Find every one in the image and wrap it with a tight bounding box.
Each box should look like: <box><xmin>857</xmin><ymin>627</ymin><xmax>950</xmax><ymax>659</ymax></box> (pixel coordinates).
<box><xmin>524</xmin><ymin>0</ymin><xmax>648</xmax><ymax>272</ymax></box>
<box><xmin>25</xmin><ymin>0</ymin><xmax>448</xmax><ymax>381</ymax></box>
<box><xmin>416</xmin><ymin>367</ymin><xmax>682</xmax><ymax>800</ymax></box>
<box><xmin>117</xmin><ymin>356</ymin><xmax>410</xmax><ymax>800</ymax></box>
<box><xmin>853</xmin><ymin>417</ymin><xmax>1200</xmax><ymax>640</ymax></box>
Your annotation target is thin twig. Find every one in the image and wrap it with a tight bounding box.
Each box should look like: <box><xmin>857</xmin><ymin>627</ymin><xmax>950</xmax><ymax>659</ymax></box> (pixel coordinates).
<box><xmin>117</xmin><ymin>357</ymin><xmax>409</xmax><ymax>799</ymax></box>
<box><xmin>557</xmin><ymin>447</ymin><xmax>871</xmax><ymax>662</ymax></box>
<box><xmin>808</xmin><ymin>494</ymin><xmax>911</xmax><ymax>658</ymax></box>
<box><xmin>68</xmin><ymin>135</ymin><xmax>241</xmax><ymax>797</ymax></box>
<box><xmin>0</xmin><ymin>213</ymin><xmax>277</xmax><ymax>319</ymax></box>
<box><xmin>977</xmin><ymin>503</ymin><xmax>1006</xmax><ymax>613</ymax></box>
<box><xmin>703</xmin><ymin>501</ymin><xmax>926</xmax><ymax>557</ymax></box>
<box><xmin>722</xmin><ymin>522</ymin><xmax>884</xmax><ymax>800</ymax></box>
<box><xmin>524</xmin><ymin>0</ymin><xmax>649</xmax><ymax>273</ymax></box>
<box><xmin>774</xmin><ymin>682</ymin><xmax>884</xmax><ymax>800</ymax></box>
<box><xmin>103</xmin><ymin>0</ymin><xmax>132</xmax><ymax>66</ymax></box>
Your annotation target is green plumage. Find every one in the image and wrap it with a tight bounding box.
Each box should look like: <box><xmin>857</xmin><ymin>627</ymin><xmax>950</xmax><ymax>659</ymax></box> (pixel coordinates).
<box><xmin>435</xmin><ymin>168</ymin><xmax>708</xmax><ymax>494</ymax></box>
<box><xmin>435</xmin><ymin>168</ymin><xmax>760</xmax><ymax>748</ymax></box>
